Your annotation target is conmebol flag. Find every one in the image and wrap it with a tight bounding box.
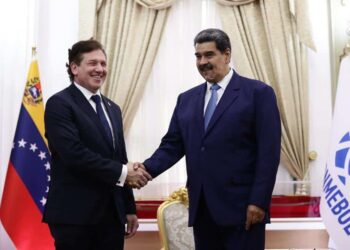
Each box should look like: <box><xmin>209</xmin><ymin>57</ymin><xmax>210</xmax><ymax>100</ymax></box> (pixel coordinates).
<box><xmin>320</xmin><ymin>54</ymin><xmax>350</xmax><ymax>250</ymax></box>
<box><xmin>0</xmin><ymin>60</ymin><xmax>54</xmax><ymax>249</ymax></box>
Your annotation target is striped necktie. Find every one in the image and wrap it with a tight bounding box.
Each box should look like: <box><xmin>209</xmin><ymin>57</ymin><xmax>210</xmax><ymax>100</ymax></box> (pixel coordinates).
<box><xmin>204</xmin><ymin>84</ymin><xmax>220</xmax><ymax>130</ymax></box>
<box><xmin>91</xmin><ymin>95</ymin><xmax>113</xmax><ymax>145</ymax></box>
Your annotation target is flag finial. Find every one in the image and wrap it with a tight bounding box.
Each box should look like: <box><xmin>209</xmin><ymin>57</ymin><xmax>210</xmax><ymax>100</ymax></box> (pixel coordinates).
<box><xmin>32</xmin><ymin>47</ymin><xmax>37</xmax><ymax>58</ymax></box>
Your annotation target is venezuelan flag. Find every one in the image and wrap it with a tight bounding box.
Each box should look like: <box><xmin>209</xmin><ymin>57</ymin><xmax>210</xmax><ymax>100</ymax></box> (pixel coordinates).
<box><xmin>0</xmin><ymin>60</ymin><xmax>54</xmax><ymax>249</ymax></box>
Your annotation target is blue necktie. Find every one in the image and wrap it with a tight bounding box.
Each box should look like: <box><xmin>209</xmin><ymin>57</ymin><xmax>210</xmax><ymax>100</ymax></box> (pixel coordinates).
<box><xmin>91</xmin><ymin>95</ymin><xmax>113</xmax><ymax>145</ymax></box>
<box><xmin>204</xmin><ymin>84</ymin><xmax>220</xmax><ymax>130</ymax></box>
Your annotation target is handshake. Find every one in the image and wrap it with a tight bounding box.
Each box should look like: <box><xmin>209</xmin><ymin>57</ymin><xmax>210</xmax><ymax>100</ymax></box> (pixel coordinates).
<box><xmin>126</xmin><ymin>162</ymin><xmax>152</xmax><ymax>189</ymax></box>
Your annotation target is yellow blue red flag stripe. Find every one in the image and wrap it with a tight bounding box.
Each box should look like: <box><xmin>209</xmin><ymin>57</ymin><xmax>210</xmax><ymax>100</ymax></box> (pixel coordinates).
<box><xmin>0</xmin><ymin>60</ymin><xmax>54</xmax><ymax>249</ymax></box>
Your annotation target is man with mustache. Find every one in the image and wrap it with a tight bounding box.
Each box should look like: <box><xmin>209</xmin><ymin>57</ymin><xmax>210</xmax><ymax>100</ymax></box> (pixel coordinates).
<box><xmin>43</xmin><ymin>39</ymin><xmax>151</xmax><ymax>250</ymax></box>
<box><xmin>137</xmin><ymin>29</ymin><xmax>281</xmax><ymax>249</ymax></box>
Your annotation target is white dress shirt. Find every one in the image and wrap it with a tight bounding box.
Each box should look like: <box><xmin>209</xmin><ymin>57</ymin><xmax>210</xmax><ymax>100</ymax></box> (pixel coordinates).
<box><xmin>204</xmin><ymin>69</ymin><xmax>233</xmax><ymax>114</ymax></box>
<box><xmin>74</xmin><ymin>82</ymin><xmax>127</xmax><ymax>187</ymax></box>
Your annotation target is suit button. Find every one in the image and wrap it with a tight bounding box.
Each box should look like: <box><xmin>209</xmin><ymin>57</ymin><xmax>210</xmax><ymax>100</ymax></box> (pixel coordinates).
<box><xmin>201</xmin><ymin>146</ymin><xmax>205</xmax><ymax>152</ymax></box>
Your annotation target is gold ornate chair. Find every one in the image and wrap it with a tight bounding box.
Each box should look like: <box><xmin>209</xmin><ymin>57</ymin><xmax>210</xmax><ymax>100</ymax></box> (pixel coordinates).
<box><xmin>157</xmin><ymin>187</ymin><xmax>195</xmax><ymax>250</ymax></box>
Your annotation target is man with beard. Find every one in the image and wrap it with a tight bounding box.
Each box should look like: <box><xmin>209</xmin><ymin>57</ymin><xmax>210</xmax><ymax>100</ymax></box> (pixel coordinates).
<box><xmin>136</xmin><ymin>29</ymin><xmax>281</xmax><ymax>249</ymax></box>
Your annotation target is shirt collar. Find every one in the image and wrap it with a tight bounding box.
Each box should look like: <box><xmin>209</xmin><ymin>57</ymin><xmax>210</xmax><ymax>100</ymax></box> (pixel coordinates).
<box><xmin>206</xmin><ymin>68</ymin><xmax>233</xmax><ymax>91</ymax></box>
<box><xmin>74</xmin><ymin>82</ymin><xmax>101</xmax><ymax>101</ymax></box>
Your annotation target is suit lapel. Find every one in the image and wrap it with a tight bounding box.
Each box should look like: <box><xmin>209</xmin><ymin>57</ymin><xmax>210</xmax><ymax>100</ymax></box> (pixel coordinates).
<box><xmin>204</xmin><ymin>72</ymin><xmax>240</xmax><ymax>136</ymax></box>
<box><xmin>69</xmin><ymin>84</ymin><xmax>114</xmax><ymax>149</ymax></box>
<box><xmin>194</xmin><ymin>83</ymin><xmax>207</xmax><ymax>137</ymax></box>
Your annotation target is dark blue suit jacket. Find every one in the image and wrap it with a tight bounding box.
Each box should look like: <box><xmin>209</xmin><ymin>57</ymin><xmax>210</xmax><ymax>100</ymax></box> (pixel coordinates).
<box><xmin>144</xmin><ymin>72</ymin><xmax>281</xmax><ymax>226</ymax></box>
<box><xmin>43</xmin><ymin>84</ymin><xmax>135</xmax><ymax>225</ymax></box>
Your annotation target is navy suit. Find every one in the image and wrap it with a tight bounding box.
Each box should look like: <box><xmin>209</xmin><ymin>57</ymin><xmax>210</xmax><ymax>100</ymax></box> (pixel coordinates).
<box><xmin>43</xmin><ymin>84</ymin><xmax>135</xmax><ymax>249</ymax></box>
<box><xmin>144</xmin><ymin>71</ymin><xmax>281</xmax><ymax>249</ymax></box>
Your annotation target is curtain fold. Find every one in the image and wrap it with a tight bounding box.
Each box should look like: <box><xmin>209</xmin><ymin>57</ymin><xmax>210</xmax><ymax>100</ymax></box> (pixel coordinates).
<box><xmin>289</xmin><ymin>0</ymin><xmax>316</xmax><ymax>50</ymax></box>
<box><xmin>135</xmin><ymin>0</ymin><xmax>175</xmax><ymax>9</ymax></box>
<box><xmin>217</xmin><ymin>0</ymin><xmax>315</xmax><ymax>182</ymax></box>
<box><xmin>215</xmin><ymin>0</ymin><xmax>256</xmax><ymax>6</ymax></box>
<box><xmin>95</xmin><ymin>0</ymin><xmax>172</xmax><ymax>134</ymax></box>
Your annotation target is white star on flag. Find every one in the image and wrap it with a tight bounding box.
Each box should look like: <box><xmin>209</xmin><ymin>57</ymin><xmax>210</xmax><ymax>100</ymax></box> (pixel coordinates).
<box><xmin>18</xmin><ymin>138</ymin><xmax>27</xmax><ymax>148</ymax></box>
<box><xmin>29</xmin><ymin>143</ymin><xmax>38</xmax><ymax>152</ymax></box>
<box><xmin>47</xmin><ymin>175</ymin><xmax>51</xmax><ymax>182</ymax></box>
<box><xmin>46</xmin><ymin>186</ymin><xmax>49</xmax><ymax>193</ymax></box>
<box><xmin>44</xmin><ymin>162</ymin><xmax>51</xmax><ymax>170</ymax></box>
<box><xmin>38</xmin><ymin>151</ymin><xmax>46</xmax><ymax>160</ymax></box>
<box><xmin>40</xmin><ymin>197</ymin><xmax>47</xmax><ymax>206</ymax></box>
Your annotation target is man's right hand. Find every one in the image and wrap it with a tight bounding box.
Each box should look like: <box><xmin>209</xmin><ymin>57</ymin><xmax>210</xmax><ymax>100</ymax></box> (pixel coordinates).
<box><xmin>126</xmin><ymin>162</ymin><xmax>152</xmax><ymax>189</ymax></box>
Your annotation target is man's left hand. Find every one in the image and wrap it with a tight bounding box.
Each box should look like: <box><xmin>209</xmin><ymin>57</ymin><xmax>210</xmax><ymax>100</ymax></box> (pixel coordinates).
<box><xmin>245</xmin><ymin>204</ymin><xmax>265</xmax><ymax>231</ymax></box>
<box><xmin>125</xmin><ymin>214</ymin><xmax>139</xmax><ymax>239</ymax></box>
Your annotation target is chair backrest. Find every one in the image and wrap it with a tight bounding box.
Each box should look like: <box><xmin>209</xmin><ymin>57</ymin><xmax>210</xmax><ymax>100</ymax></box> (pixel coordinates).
<box><xmin>157</xmin><ymin>188</ymin><xmax>195</xmax><ymax>250</ymax></box>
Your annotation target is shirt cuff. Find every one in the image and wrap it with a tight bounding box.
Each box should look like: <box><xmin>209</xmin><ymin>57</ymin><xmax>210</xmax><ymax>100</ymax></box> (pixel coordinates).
<box><xmin>116</xmin><ymin>164</ymin><xmax>127</xmax><ymax>187</ymax></box>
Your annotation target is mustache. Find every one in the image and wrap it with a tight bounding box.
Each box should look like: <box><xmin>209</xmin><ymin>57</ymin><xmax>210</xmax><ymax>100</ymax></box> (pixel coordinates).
<box><xmin>199</xmin><ymin>64</ymin><xmax>213</xmax><ymax>71</ymax></box>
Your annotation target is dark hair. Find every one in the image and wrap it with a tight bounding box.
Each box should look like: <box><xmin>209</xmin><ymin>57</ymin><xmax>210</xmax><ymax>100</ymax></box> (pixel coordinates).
<box><xmin>193</xmin><ymin>28</ymin><xmax>231</xmax><ymax>53</ymax></box>
<box><xmin>66</xmin><ymin>39</ymin><xmax>106</xmax><ymax>83</ymax></box>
